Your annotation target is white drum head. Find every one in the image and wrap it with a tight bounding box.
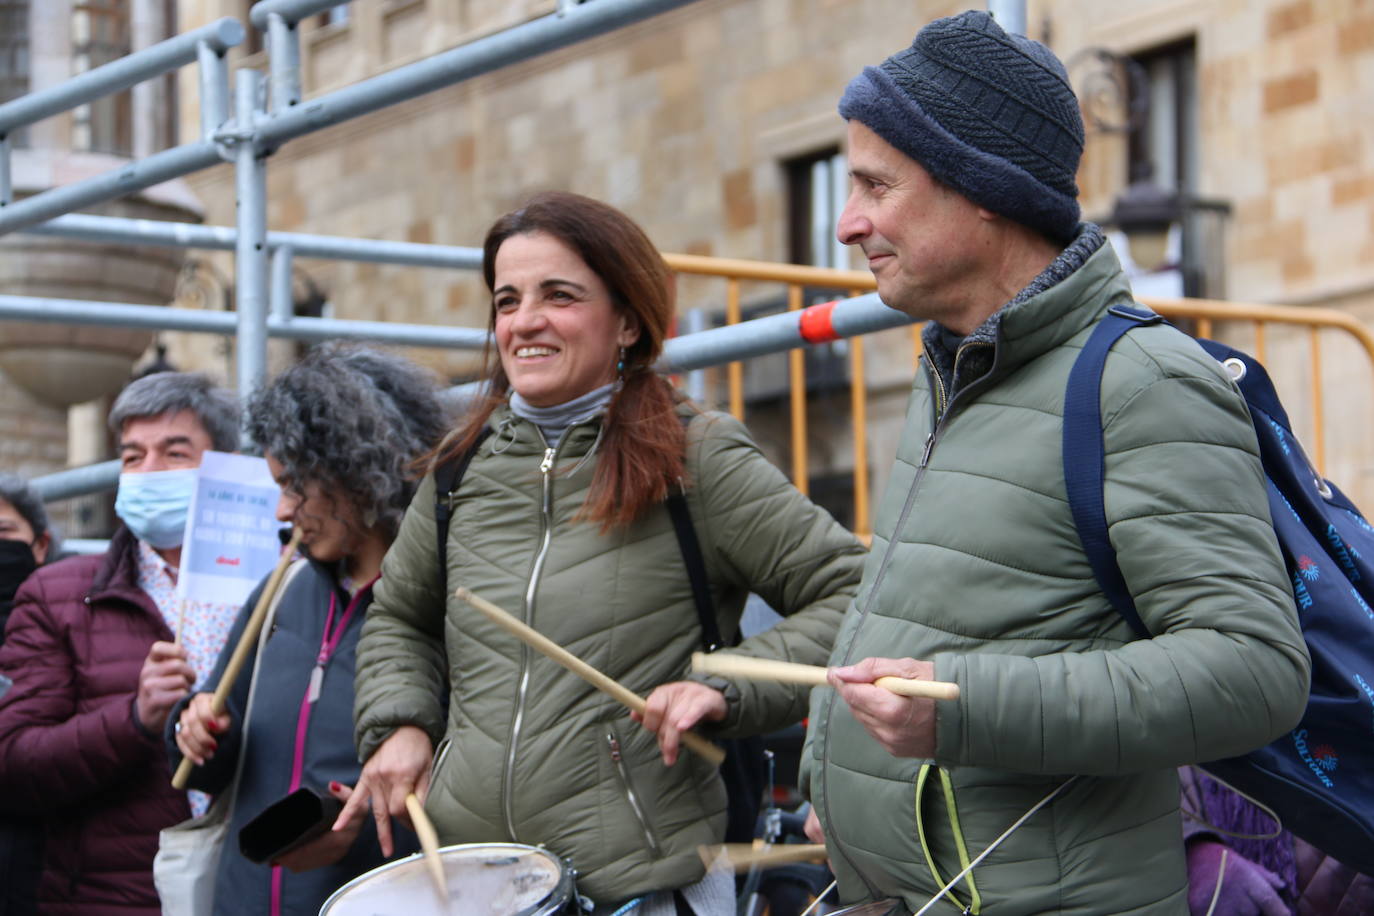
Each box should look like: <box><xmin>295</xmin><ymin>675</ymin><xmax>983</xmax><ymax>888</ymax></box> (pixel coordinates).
<box><xmin>320</xmin><ymin>843</ymin><xmax>568</xmax><ymax>916</ymax></box>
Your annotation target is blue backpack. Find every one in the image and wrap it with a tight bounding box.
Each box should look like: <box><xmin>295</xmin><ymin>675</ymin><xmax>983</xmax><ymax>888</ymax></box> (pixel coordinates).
<box><xmin>1064</xmin><ymin>304</ymin><xmax>1374</xmax><ymax>876</ymax></box>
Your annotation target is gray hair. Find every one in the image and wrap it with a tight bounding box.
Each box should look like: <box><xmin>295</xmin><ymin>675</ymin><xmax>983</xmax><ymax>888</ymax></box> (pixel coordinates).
<box><xmin>246</xmin><ymin>343</ymin><xmax>449</xmax><ymax>540</ymax></box>
<box><xmin>107</xmin><ymin>372</ymin><xmax>240</xmax><ymax>452</ymax></box>
<box><xmin>0</xmin><ymin>473</ymin><xmax>49</xmax><ymax>542</ymax></box>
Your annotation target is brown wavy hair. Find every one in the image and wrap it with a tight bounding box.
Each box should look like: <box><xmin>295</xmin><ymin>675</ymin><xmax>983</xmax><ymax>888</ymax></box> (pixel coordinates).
<box><xmin>433</xmin><ymin>191</ymin><xmax>685</xmax><ymax>531</ymax></box>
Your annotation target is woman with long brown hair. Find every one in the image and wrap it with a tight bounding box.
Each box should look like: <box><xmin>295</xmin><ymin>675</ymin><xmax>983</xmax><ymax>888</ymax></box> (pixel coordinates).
<box><xmin>345</xmin><ymin>191</ymin><xmax>863</xmax><ymax>914</ymax></box>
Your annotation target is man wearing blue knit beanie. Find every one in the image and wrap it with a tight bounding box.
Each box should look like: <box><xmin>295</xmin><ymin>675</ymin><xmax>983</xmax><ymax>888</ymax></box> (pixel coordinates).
<box><xmin>799</xmin><ymin>10</ymin><xmax>1309</xmax><ymax>915</ymax></box>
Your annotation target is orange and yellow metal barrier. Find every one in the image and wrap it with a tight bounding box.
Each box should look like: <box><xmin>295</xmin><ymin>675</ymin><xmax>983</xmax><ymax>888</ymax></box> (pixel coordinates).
<box><xmin>663</xmin><ymin>254</ymin><xmax>1374</xmax><ymax>542</ymax></box>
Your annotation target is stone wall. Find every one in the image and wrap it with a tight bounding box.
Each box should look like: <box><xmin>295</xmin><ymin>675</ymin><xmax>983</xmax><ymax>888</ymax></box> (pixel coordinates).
<box><xmin>166</xmin><ymin>0</ymin><xmax>1374</xmax><ymax>507</ymax></box>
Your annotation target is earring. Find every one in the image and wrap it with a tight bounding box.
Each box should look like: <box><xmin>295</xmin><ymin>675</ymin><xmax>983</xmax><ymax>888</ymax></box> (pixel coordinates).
<box><xmin>616</xmin><ymin>346</ymin><xmax>626</xmax><ymax>376</ymax></box>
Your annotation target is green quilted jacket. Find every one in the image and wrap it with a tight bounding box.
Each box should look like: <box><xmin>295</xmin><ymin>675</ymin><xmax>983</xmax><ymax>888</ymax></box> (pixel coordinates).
<box><xmin>805</xmin><ymin>234</ymin><xmax>1311</xmax><ymax>915</ymax></box>
<box><xmin>354</xmin><ymin>404</ymin><xmax>864</xmax><ymax>902</ymax></box>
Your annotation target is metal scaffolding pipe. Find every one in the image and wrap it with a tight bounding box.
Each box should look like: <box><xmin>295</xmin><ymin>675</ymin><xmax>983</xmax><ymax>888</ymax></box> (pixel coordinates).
<box><xmin>249</xmin><ymin>0</ymin><xmax>351</xmax><ymax>29</ymax></box>
<box><xmin>987</xmin><ymin>0</ymin><xmax>1027</xmax><ymax>35</ymax></box>
<box><xmin>0</xmin><ymin>18</ymin><xmax>244</xmax><ymax>134</ymax></box>
<box><xmin>255</xmin><ymin>0</ymin><xmax>697</xmax><ymax>148</ymax></box>
<box><xmin>0</xmin><ymin>294</ymin><xmax>489</xmax><ymax>349</ymax></box>
<box><xmin>266</xmin><ymin>12</ymin><xmax>303</xmax><ymax>112</ymax></box>
<box><xmin>270</xmin><ymin>245</ymin><xmax>295</xmax><ymax>321</ymax></box>
<box><xmin>197</xmin><ymin>39</ymin><xmax>231</xmax><ymax>141</ymax></box>
<box><xmin>26</xmin><ymin>213</ymin><xmax>485</xmax><ymax>269</ymax></box>
<box><xmin>0</xmin><ymin>0</ymin><xmax>694</xmax><ymax>237</ymax></box>
<box><xmin>234</xmin><ymin>70</ymin><xmax>270</xmax><ymax>400</ymax></box>
<box><xmin>659</xmin><ymin>292</ymin><xmax>907</xmax><ymax>372</ymax></box>
<box><xmin>0</xmin><ymin>140</ymin><xmax>224</xmax><ymax>236</ymax></box>
<box><xmin>32</xmin><ymin>461</ymin><xmax>122</xmax><ymax>503</ymax></box>
<box><xmin>0</xmin><ymin>134</ymin><xmax>10</xmax><ymax>206</ymax></box>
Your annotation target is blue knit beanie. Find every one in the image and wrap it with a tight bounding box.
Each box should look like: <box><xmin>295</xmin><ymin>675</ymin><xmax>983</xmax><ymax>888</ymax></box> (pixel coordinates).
<box><xmin>839</xmin><ymin>10</ymin><xmax>1085</xmax><ymax>242</ymax></box>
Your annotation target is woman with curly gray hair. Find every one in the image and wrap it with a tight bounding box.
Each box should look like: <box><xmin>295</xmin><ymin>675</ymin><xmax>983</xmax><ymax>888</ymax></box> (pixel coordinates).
<box><xmin>167</xmin><ymin>343</ymin><xmax>445</xmax><ymax>916</ymax></box>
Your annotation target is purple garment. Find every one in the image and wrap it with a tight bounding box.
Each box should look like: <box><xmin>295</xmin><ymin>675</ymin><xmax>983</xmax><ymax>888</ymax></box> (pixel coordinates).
<box><xmin>1179</xmin><ymin>767</ymin><xmax>1374</xmax><ymax>915</ymax></box>
<box><xmin>1177</xmin><ymin>767</ymin><xmax>1297</xmax><ymax>901</ymax></box>
<box><xmin>1293</xmin><ymin>836</ymin><xmax>1374</xmax><ymax>916</ymax></box>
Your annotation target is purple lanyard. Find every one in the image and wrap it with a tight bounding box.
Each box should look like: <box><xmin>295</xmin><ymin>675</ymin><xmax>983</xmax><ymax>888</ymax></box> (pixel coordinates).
<box><xmin>271</xmin><ymin>574</ymin><xmax>378</xmax><ymax>916</ymax></box>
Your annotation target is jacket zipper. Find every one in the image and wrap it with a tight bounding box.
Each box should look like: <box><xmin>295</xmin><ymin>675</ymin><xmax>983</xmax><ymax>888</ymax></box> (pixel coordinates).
<box><xmin>817</xmin><ymin>344</ymin><xmax>987</xmax><ymax>897</ymax></box>
<box><xmin>606</xmin><ymin>733</ymin><xmax>663</xmax><ymax>856</ymax></box>
<box><xmin>502</xmin><ymin>440</ymin><xmax>559</xmax><ymax>841</ymax></box>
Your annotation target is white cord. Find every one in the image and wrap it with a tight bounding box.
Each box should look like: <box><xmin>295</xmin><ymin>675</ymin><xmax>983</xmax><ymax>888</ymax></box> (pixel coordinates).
<box><xmin>1202</xmin><ymin>848</ymin><xmax>1228</xmax><ymax>916</ymax></box>
<box><xmin>797</xmin><ymin>879</ymin><xmax>838</xmax><ymax>916</ymax></box>
<box><xmin>911</xmin><ymin>776</ymin><xmax>1080</xmax><ymax>916</ymax></box>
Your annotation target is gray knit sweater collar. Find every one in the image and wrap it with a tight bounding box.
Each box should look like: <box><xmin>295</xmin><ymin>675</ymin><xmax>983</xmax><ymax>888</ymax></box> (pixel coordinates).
<box><xmin>509</xmin><ymin>383</ymin><xmax>615</xmax><ymax>449</ymax></box>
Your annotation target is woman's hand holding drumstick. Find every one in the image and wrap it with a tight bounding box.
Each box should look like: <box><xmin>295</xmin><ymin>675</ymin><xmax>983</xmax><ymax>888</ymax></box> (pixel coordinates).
<box><xmin>456</xmin><ymin>588</ymin><xmax>727</xmax><ymax>767</ymax></box>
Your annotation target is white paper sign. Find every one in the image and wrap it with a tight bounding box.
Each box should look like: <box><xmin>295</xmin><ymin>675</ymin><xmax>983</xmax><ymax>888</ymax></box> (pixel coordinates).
<box><xmin>176</xmin><ymin>451</ymin><xmax>284</xmax><ymax>607</ymax></box>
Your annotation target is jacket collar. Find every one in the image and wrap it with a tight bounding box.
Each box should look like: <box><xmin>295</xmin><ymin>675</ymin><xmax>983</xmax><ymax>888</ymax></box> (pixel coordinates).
<box><xmin>921</xmin><ymin>225</ymin><xmax>1132</xmax><ymax>403</ymax></box>
<box><xmin>89</xmin><ymin>525</ymin><xmax>155</xmax><ymax>605</ymax></box>
<box><xmin>488</xmin><ymin>402</ymin><xmax>607</xmax><ymax>459</ymax></box>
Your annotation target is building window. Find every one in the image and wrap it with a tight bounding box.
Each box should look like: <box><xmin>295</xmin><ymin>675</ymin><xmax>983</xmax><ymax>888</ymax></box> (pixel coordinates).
<box><xmin>0</xmin><ymin>0</ymin><xmax>28</xmax><ymax>147</ymax></box>
<box><xmin>72</xmin><ymin>0</ymin><xmax>132</xmax><ymax>156</ymax></box>
<box><xmin>785</xmin><ymin>148</ymin><xmax>848</xmax><ymax>270</ymax></box>
<box><xmin>161</xmin><ymin>0</ymin><xmax>177</xmax><ymax>149</ymax></box>
<box><xmin>1120</xmin><ymin>39</ymin><xmax>1226</xmax><ymax>298</ymax></box>
<box><xmin>317</xmin><ymin>5</ymin><xmax>349</xmax><ymax>28</ymax></box>
<box><xmin>0</xmin><ymin>0</ymin><xmax>28</xmax><ymax>103</ymax></box>
<box><xmin>1129</xmin><ymin>40</ymin><xmax>1197</xmax><ymax>196</ymax></box>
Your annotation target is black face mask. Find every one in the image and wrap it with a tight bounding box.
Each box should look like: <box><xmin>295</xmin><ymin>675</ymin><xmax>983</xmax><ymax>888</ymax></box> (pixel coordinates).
<box><xmin>0</xmin><ymin>538</ymin><xmax>38</xmax><ymax>603</ymax></box>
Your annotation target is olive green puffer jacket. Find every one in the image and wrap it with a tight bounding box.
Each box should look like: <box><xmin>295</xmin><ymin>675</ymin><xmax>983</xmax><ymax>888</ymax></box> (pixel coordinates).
<box><xmin>805</xmin><ymin>235</ymin><xmax>1310</xmax><ymax>915</ymax></box>
<box><xmin>355</xmin><ymin>404</ymin><xmax>864</xmax><ymax>903</ymax></box>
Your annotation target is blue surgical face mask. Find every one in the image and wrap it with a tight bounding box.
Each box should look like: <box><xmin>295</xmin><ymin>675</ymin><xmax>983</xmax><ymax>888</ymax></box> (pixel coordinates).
<box><xmin>114</xmin><ymin>468</ymin><xmax>198</xmax><ymax>549</ymax></box>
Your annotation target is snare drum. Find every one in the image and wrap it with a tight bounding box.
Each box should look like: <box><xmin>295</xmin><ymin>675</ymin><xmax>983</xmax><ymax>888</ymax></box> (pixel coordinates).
<box><xmin>319</xmin><ymin>842</ymin><xmax>575</xmax><ymax>915</ymax></box>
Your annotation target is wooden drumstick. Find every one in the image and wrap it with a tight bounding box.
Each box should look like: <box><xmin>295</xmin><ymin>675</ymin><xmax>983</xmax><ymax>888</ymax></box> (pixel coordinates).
<box><xmin>698</xmin><ymin>842</ymin><xmax>829</xmax><ymax>872</ymax></box>
<box><xmin>405</xmin><ymin>793</ymin><xmax>447</xmax><ymax>902</ymax></box>
<box><xmin>172</xmin><ymin>528</ymin><xmax>304</xmax><ymax>790</ymax></box>
<box><xmin>691</xmin><ymin>652</ymin><xmax>960</xmax><ymax>701</ymax></box>
<box><xmin>456</xmin><ymin>588</ymin><xmax>727</xmax><ymax>767</ymax></box>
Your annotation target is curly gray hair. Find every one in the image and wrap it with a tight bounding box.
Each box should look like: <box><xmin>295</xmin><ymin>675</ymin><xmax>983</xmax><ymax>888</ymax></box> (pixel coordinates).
<box><xmin>246</xmin><ymin>343</ymin><xmax>449</xmax><ymax>540</ymax></box>
<box><xmin>107</xmin><ymin>372</ymin><xmax>240</xmax><ymax>452</ymax></box>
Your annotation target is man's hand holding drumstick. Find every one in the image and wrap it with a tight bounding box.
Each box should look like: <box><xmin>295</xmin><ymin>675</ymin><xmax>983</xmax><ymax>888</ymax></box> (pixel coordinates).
<box><xmin>827</xmin><ymin>657</ymin><xmax>940</xmax><ymax>759</ymax></box>
<box><xmin>689</xmin><ymin>651</ymin><xmax>955</xmax><ymax>760</ymax></box>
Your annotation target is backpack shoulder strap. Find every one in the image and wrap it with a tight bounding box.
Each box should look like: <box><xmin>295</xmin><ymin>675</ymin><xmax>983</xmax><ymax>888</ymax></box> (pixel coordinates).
<box><xmin>664</xmin><ymin>411</ymin><xmax>724</xmax><ymax>652</ymax></box>
<box><xmin>1063</xmin><ymin>304</ymin><xmax>1162</xmax><ymax>640</ymax></box>
<box><xmin>433</xmin><ymin>427</ymin><xmax>492</xmax><ymax>599</ymax></box>
<box><xmin>666</xmin><ymin>487</ymin><xmax>722</xmax><ymax>652</ymax></box>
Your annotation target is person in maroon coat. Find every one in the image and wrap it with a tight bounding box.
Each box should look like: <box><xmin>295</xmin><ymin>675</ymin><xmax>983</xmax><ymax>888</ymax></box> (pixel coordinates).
<box><xmin>0</xmin><ymin>372</ymin><xmax>239</xmax><ymax>916</ymax></box>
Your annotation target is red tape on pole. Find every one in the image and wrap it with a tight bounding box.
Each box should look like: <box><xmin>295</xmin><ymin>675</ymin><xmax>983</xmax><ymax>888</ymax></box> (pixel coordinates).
<box><xmin>799</xmin><ymin>300</ymin><xmax>840</xmax><ymax>344</ymax></box>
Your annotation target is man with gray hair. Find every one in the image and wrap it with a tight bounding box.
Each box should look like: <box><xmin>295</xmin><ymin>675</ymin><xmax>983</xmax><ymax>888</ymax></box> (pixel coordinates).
<box><xmin>0</xmin><ymin>371</ymin><xmax>239</xmax><ymax>916</ymax></box>
<box><xmin>799</xmin><ymin>10</ymin><xmax>1310</xmax><ymax>914</ymax></box>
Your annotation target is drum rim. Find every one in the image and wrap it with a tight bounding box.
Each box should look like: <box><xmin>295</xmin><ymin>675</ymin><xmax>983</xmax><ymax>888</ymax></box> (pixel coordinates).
<box><xmin>318</xmin><ymin>841</ymin><xmax>570</xmax><ymax>915</ymax></box>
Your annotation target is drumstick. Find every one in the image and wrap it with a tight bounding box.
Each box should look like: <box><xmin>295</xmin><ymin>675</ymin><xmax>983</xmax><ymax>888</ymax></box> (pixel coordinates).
<box><xmin>691</xmin><ymin>652</ymin><xmax>960</xmax><ymax>701</ymax></box>
<box><xmin>456</xmin><ymin>588</ymin><xmax>727</xmax><ymax>767</ymax></box>
<box><xmin>405</xmin><ymin>793</ymin><xmax>447</xmax><ymax>902</ymax></box>
<box><xmin>697</xmin><ymin>842</ymin><xmax>828</xmax><ymax>872</ymax></box>
<box><xmin>172</xmin><ymin>528</ymin><xmax>303</xmax><ymax>790</ymax></box>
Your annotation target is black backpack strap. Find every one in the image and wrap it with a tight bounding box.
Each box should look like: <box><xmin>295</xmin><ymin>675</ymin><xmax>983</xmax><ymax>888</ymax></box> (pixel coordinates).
<box><xmin>433</xmin><ymin>427</ymin><xmax>492</xmax><ymax>598</ymax></box>
<box><xmin>1063</xmin><ymin>304</ymin><xmax>1162</xmax><ymax>640</ymax></box>
<box><xmin>666</xmin><ymin>488</ymin><xmax>722</xmax><ymax>652</ymax></box>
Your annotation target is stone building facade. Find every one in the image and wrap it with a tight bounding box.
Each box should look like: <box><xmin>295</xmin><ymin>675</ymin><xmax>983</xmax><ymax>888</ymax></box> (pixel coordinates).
<box><xmin>5</xmin><ymin>0</ymin><xmax>1372</xmax><ymax>529</ymax></box>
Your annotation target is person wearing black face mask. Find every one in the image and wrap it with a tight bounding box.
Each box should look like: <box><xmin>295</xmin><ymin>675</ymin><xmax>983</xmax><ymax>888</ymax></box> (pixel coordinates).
<box><xmin>0</xmin><ymin>373</ymin><xmax>240</xmax><ymax>916</ymax></box>
<box><xmin>0</xmin><ymin>473</ymin><xmax>53</xmax><ymax>916</ymax></box>
<box><xmin>0</xmin><ymin>474</ymin><xmax>52</xmax><ymax>645</ymax></box>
